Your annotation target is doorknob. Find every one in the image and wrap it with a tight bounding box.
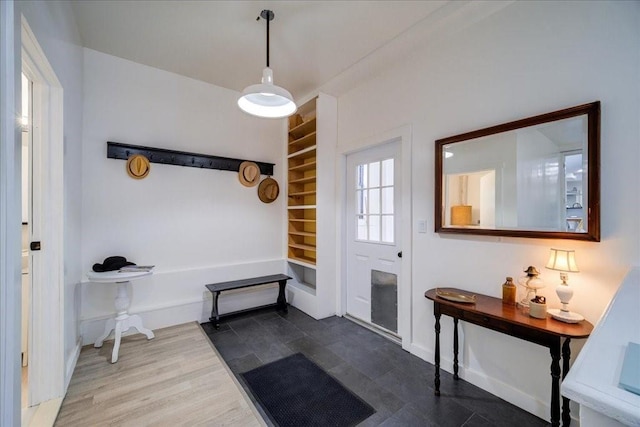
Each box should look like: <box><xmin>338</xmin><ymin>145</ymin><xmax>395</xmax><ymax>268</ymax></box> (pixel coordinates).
<box><xmin>30</xmin><ymin>241</ymin><xmax>41</xmax><ymax>251</ymax></box>
<box><xmin>397</xmin><ymin>251</ymin><xmax>402</xmax><ymax>258</ymax></box>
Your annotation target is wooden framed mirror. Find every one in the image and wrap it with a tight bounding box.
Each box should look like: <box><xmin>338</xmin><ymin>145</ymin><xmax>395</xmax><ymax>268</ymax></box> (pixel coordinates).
<box><xmin>435</xmin><ymin>101</ymin><xmax>600</xmax><ymax>241</ymax></box>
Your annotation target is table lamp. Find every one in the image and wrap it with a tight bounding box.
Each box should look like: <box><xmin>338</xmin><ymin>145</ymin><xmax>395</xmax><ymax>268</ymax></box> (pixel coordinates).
<box><xmin>545</xmin><ymin>248</ymin><xmax>583</xmax><ymax>323</ymax></box>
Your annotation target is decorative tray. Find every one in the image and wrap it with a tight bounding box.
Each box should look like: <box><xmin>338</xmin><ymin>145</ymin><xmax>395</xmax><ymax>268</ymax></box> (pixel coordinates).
<box><xmin>435</xmin><ymin>289</ymin><xmax>476</xmax><ymax>304</ymax></box>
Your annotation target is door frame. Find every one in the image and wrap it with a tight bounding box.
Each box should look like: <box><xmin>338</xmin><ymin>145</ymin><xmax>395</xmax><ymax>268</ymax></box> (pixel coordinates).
<box><xmin>337</xmin><ymin>125</ymin><xmax>412</xmax><ymax>350</ymax></box>
<box><xmin>0</xmin><ymin>0</ymin><xmax>22</xmax><ymax>423</ymax></box>
<box><xmin>21</xmin><ymin>16</ymin><xmax>65</xmax><ymax>406</ymax></box>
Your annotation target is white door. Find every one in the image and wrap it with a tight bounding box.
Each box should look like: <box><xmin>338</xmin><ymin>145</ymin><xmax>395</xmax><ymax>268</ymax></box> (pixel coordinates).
<box><xmin>346</xmin><ymin>141</ymin><xmax>401</xmax><ymax>334</ymax></box>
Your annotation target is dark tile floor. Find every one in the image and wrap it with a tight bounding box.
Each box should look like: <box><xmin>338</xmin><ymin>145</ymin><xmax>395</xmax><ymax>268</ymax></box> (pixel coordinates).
<box><xmin>201</xmin><ymin>307</ymin><xmax>548</xmax><ymax>427</ymax></box>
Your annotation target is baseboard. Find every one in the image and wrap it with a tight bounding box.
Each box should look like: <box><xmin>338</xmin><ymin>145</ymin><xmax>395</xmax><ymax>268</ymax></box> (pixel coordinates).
<box><xmin>26</xmin><ymin>397</ymin><xmax>62</xmax><ymax>427</ymax></box>
<box><xmin>408</xmin><ymin>342</ymin><xmax>576</xmax><ymax>424</ymax></box>
<box><xmin>64</xmin><ymin>339</ymin><xmax>82</xmax><ymax>391</ymax></box>
<box><xmin>462</xmin><ymin>365</ymin><xmax>550</xmax><ymax>421</ymax></box>
<box><xmin>80</xmin><ymin>282</ymin><xmax>279</xmax><ymax>345</ymax></box>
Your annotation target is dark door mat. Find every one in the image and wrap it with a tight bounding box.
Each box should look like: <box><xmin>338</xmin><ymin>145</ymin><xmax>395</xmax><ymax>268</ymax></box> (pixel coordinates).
<box><xmin>241</xmin><ymin>353</ymin><xmax>375</xmax><ymax>427</ymax></box>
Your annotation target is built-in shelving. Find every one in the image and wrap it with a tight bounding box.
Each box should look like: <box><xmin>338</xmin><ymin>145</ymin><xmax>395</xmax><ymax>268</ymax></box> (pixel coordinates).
<box><xmin>287</xmin><ymin>101</ymin><xmax>318</xmax><ymax>266</ymax></box>
<box><xmin>285</xmin><ymin>94</ymin><xmax>337</xmax><ymax>320</ymax></box>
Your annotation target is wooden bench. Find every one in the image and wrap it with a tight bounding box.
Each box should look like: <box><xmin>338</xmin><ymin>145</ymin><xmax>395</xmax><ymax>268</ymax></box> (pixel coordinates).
<box><xmin>205</xmin><ymin>274</ymin><xmax>292</xmax><ymax>328</ymax></box>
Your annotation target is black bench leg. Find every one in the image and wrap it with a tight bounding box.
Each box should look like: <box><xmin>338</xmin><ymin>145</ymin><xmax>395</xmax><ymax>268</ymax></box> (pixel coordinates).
<box><xmin>209</xmin><ymin>291</ymin><xmax>221</xmax><ymax>329</ymax></box>
<box><xmin>277</xmin><ymin>280</ymin><xmax>288</xmax><ymax>313</ymax></box>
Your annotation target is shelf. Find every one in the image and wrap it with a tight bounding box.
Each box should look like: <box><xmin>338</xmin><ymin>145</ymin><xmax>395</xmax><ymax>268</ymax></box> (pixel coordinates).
<box><xmin>289</xmin><ymin>175</ymin><xmax>316</xmax><ymax>185</ymax></box>
<box><xmin>288</xmin><ymin>257</ymin><xmax>317</xmax><ymax>269</ymax></box>
<box><xmin>288</xmin><ymin>205</ymin><xmax>316</xmax><ymax>210</ymax></box>
<box><xmin>288</xmin><ymin>243</ymin><xmax>316</xmax><ymax>252</ymax></box>
<box><xmin>289</xmin><ymin>117</ymin><xmax>317</xmax><ymax>139</ymax></box>
<box><xmin>288</xmin><ymin>218</ymin><xmax>316</xmax><ymax>223</ymax></box>
<box><xmin>289</xmin><ymin>190</ymin><xmax>316</xmax><ymax>197</ymax></box>
<box><xmin>288</xmin><ymin>132</ymin><xmax>317</xmax><ymax>154</ymax></box>
<box><xmin>289</xmin><ymin>161</ymin><xmax>316</xmax><ymax>172</ymax></box>
<box><xmin>288</xmin><ymin>145</ymin><xmax>317</xmax><ymax>159</ymax></box>
<box><xmin>289</xmin><ymin>231</ymin><xmax>316</xmax><ymax>237</ymax></box>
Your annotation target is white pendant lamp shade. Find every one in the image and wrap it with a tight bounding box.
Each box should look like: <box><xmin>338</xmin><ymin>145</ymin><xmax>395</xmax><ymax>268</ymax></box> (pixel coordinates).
<box><xmin>238</xmin><ymin>10</ymin><xmax>297</xmax><ymax>119</ymax></box>
<box><xmin>238</xmin><ymin>67</ymin><xmax>296</xmax><ymax>118</ymax></box>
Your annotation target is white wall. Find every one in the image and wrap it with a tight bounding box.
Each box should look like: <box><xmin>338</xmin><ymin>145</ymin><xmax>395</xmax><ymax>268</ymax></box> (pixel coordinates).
<box><xmin>80</xmin><ymin>49</ymin><xmax>285</xmax><ymax>344</ymax></box>
<box><xmin>337</xmin><ymin>0</ymin><xmax>640</xmax><ymax>421</ymax></box>
<box><xmin>19</xmin><ymin>0</ymin><xmax>84</xmax><ymax>386</ymax></box>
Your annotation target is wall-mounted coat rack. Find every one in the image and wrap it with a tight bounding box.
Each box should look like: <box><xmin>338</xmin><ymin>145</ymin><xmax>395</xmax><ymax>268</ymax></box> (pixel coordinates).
<box><xmin>107</xmin><ymin>141</ymin><xmax>275</xmax><ymax>176</ymax></box>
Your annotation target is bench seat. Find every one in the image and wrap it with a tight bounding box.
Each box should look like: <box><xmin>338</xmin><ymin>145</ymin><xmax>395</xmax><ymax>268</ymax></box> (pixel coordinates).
<box><xmin>205</xmin><ymin>274</ymin><xmax>292</xmax><ymax>328</ymax></box>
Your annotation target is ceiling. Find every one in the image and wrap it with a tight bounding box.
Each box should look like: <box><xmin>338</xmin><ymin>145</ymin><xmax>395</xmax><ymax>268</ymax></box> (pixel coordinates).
<box><xmin>70</xmin><ymin>1</ymin><xmax>468</xmax><ymax>101</ymax></box>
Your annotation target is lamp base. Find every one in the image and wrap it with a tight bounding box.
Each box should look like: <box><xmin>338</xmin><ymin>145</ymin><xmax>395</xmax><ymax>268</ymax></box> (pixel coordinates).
<box><xmin>548</xmin><ymin>308</ymin><xmax>584</xmax><ymax>323</ymax></box>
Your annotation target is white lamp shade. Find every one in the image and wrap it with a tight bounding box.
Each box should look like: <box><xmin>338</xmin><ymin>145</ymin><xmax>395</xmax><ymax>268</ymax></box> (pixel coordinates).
<box><xmin>238</xmin><ymin>68</ymin><xmax>297</xmax><ymax>119</ymax></box>
<box><xmin>545</xmin><ymin>248</ymin><xmax>579</xmax><ymax>272</ymax></box>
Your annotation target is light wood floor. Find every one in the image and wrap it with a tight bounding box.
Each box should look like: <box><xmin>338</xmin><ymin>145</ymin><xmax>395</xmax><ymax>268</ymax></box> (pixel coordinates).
<box><xmin>55</xmin><ymin>322</ymin><xmax>264</xmax><ymax>427</ymax></box>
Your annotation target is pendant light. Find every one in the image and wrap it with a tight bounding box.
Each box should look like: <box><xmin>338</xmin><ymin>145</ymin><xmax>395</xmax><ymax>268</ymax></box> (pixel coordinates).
<box><xmin>238</xmin><ymin>10</ymin><xmax>297</xmax><ymax>119</ymax></box>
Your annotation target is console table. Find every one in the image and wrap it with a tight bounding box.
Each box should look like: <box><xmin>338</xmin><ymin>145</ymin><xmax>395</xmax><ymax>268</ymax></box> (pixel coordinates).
<box><xmin>87</xmin><ymin>270</ymin><xmax>155</xmax><ymax>363</ymax></box>
<box><xmin>425</xmin><ymin>288</ymin><xmax>593</xmax><ymax>427</ymax></box>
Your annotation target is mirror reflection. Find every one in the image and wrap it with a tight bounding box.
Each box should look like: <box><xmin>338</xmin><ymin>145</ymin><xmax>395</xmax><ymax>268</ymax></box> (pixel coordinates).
<box><xmin>436</xmin><ymin>101</ymin><xmax>599</xmax><ymax>241</ymax></box>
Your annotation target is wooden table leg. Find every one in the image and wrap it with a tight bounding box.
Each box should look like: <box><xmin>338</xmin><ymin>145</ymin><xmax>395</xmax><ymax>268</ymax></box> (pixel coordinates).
<box><xmin>434</xmin><ymin>311</ymin><xmax>441</xmax><ymax>396</ymax></box>
<box><xmin>277</xmin><ymin>280</ymin><xmax>288</xmax><ymax>312</ymax></box>
<box><xmin>562</xmin><ymin>338</ymin><xmax>572</xmax><ymax>426</ymax></box>
<box><xmin>453</xmin><ymin>317</ymin><xmax>459</xmax><ymax>380</ymax></box>
<box><xmin>550</xmin><ymin>339</ymin><xmax>561</xmax><ymax>427</ymax></box>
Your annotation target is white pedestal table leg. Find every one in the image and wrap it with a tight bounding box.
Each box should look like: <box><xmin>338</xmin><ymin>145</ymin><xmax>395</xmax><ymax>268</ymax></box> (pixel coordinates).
<box><xmin>93</xmin><ymin>280</ymin><xmax>155</xmax><ymax>363</ymax></box>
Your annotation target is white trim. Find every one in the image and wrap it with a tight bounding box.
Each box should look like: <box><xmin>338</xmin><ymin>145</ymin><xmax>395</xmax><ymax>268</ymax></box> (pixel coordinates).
<box><xmin>337</xmin><ymin>124</ymin><xmax>412</xmax><ymax>350</ymax></box>
<box><xmin>1</xmin><ymin>0</ymin><xmax>22</xmax><ymax>424</ymax></box>
<box><xmin>64</xmin><ymin>339</ymin><xmax>82</xmax><ymax>391</ymax></box>
<box><xmin>80</xmin><ymin>280</ymin><xmax>282</xmax><ymax>346</ymax></box>
<box><xmin>26</xmin><ymin>397</ymin><xmax>63</xmax><ymax>427</ymax></box>
<box><xmin>408</xmin><ymin>341</ymin><xmax>574</xmax><ymax>424</ymax></box>
<box><xmin>21</xmin><ymin>16</ymin><xmax>65</xmax><ymax>406</ymax></box>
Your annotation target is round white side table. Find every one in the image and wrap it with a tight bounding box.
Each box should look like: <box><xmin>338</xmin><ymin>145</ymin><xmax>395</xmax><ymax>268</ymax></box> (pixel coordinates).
<box><xmin>87</xmin><ymin>270</ymin><xmax>154</xmax><ymax>363</ymax></box>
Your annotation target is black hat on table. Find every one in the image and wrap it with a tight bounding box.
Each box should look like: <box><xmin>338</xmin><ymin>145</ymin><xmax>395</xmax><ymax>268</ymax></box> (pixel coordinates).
<box><xmin>92</xmin><ymin>256</ymin><xmax>136</xmax><ymax>272</ymax></box>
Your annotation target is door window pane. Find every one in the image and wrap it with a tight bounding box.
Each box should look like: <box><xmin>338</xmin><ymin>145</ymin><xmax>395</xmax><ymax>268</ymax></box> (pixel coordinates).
<box><xmin>381</xmin><ymin>187</ymin><xmax>393</xmax><ymax>214</ymax></box>
<box><xmin>369</xmin><ymin>161</ymin><xmax>380</xmax><ymax>188</ymax></box>
<box><xmin>369</xmin><ymin>215</ymin><xmax>380</xmax><ymax>241</ymax></box>
<box><xmin>357</xmin><ymin>164</ymin><xmax>367</xmax><ymax>189</ymax></box>
<box><xmin>354</xmin><ymin>157</ymin><xmax>395</xmax><ymax>244</ymax></box>
<box><xmin>356</xmin><ymin>216</ymin><xmax>367</xmax><ymax>240</ymax></box>
<box><xmin>382</xmin><ymin>215</ymin><xmax>394</xmax><ymax>243</ymax></box>
<box><xmin>369</xmin><ymin>188</ymin><xmax>380</xmax><ymax>214</ymax></box>
<box><xmin>382</xmin><ymin>159</ymin><xmax>394</xmax><ymax>186</ymax></box>
<box><xmin>356</xmin><ymin>190</ymin><xmax>364</xmax><ymax>215</ymax></box>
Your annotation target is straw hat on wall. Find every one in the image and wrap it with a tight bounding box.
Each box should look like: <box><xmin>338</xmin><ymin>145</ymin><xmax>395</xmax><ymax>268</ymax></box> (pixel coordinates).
<box><xmin>238</xmin><ymin>161</ymin><xmax>261</xmax><ymax>187</ymax></box>
<box><xmin>126</xmin><ymin>154</ymin><xmax>150</xmax><ymax>179</ymax></box>
<box><xmin>258</xmin><ymin>177</ymin><xmax>279</xmax><ymax>203</ymax></box>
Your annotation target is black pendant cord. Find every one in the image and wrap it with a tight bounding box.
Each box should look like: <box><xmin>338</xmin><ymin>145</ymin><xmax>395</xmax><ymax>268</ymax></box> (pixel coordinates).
<box><xmin>259</xmin><ymin>10</ymin><xmax>274</xmax><ymax>68</ymax></box>
<box><xmin>266</xmin><ymin>13</ymin><xmax>270</xmax><ymax>67</ymax></box>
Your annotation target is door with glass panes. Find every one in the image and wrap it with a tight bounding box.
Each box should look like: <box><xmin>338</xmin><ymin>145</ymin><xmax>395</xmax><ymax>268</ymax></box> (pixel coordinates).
<box><xmin>346</xmin><ymin>140</ymin><xmax>401</xmax><ymax>334</ymax></box>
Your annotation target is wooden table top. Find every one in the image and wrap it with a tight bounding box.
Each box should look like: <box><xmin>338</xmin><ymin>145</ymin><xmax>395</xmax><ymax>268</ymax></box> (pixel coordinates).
<box><xmin>425</xmin><ymin>288</ymin><xmax>593</xmax><ymax>338</ymax></box>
